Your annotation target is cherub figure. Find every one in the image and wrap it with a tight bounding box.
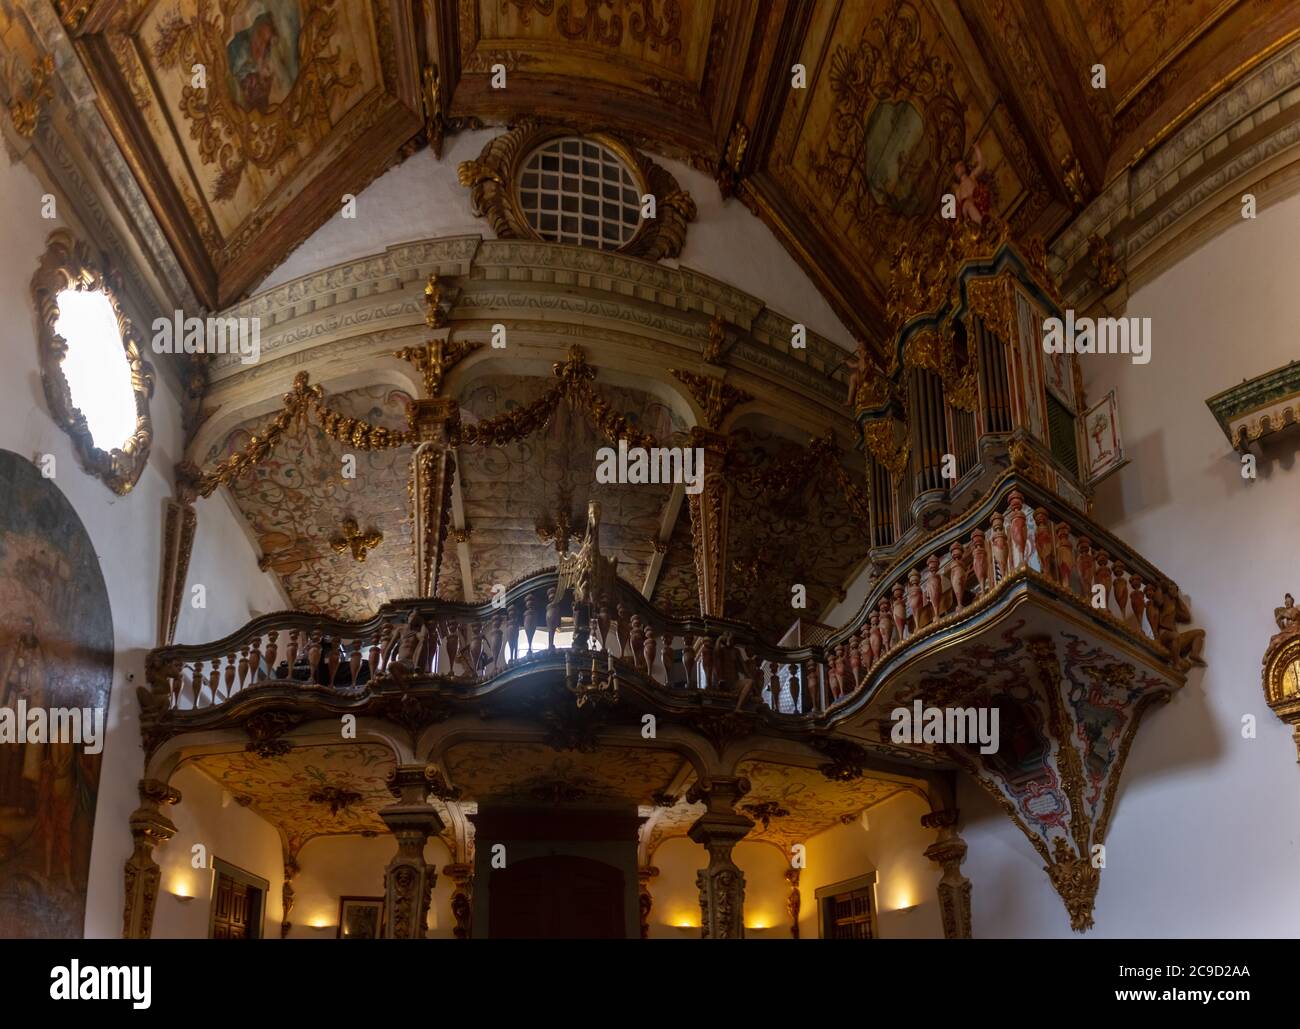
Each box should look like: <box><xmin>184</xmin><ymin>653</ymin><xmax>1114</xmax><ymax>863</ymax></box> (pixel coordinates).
<box><xmin>844</xmin><ymin>340</ymin><xmax>874</xmax><ymax>409</ymax></box>
<box><xmin>953</xmin><ymin>143</ymin><xmax>988</xmax><ymax>225</ymax></box>
<box><xmin>1275</xmin><ymin>593</ymin><xmax>1300</xmax><ymax>635</ymax></box>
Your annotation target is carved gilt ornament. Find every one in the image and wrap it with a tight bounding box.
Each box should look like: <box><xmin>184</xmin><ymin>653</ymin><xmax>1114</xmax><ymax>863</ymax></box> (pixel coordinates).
<box><xmin>459</xmin><ymin>119</ymin><xmax>695</xmax><ymax>261</ymax></box>
<box><xmin>32</xmin><ymin>230</ymin><xmax>155</xmax><ymax>495</ymax></box>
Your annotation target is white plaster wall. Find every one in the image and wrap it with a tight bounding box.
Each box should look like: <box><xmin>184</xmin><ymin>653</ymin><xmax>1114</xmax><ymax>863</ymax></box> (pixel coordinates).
<box><xmin>258</xmin><ymin>129</ymin><xmax>855</xmax><ymax>348</ymax></box>
<box><xmin>648</xmin><ymin>836</ymin><xmax>793</xmax><ymax>939</ymax></box>
<box><xmin>285</xmin><ymin>834</ymin><xmax>454</xmax><ymax>939</ymax></box>
<box><xmin>960</xmin><ymin>191</ymin><xmax>1300</xmax><ymax>938</ymax></box>
<box><xmin>798</xmin><ymin>790</ymin><xmax>944</xmax><ymax>939</ymax></box>
<box><xmin>0</xmin><ymin>151</ymin><xmax>285</xmax><ymax>938</ymax></box>
<box><xmin>151</xmin><ymin>764</ymin><xmax>284</xmax><ymax>939</ymax></box>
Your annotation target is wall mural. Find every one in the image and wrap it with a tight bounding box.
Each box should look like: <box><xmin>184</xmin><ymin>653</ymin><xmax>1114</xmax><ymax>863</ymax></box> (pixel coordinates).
<box><xmin>0</xmin><ymin>449</ymin><xmax>113</xmax><ymax>939</ymax></box>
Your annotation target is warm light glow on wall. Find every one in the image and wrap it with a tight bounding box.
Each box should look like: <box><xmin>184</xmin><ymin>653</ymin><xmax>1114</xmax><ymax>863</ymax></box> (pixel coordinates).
<box><xmin>309</xmin><ymin>916</ymin><xmax>334</xmax><ymax>929</ymax></box>
<box><xmin>169</xmin><ymin>875</ymin><xmax>196</xmax><ymax>899</ymax></box>
<box><xmin>670</xmin><ymin>912</ymin><xmax>699</xmax><ymax>929</ymax></box>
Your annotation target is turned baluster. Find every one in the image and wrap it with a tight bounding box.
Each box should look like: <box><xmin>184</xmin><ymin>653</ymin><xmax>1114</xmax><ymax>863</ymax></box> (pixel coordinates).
<box><xmin>207</xmin><ymin>659</ymin><xmax>221</xmax><ymax>706</ymax></box>
<box><xmin>848</xmin><ymin>633</ymin><xmax>862</xmax><ymax>689</ymax></box>
<box><xmin>439</xmin><ymin>618</ymin><xmax>458</xmax><ymax>675</ymax></box>
<box><xmin>187</xmin><ymin>662</ymin><xmax>203</xmax><ymax>709</ymax></box>
<box><xmin>1094</xmin><ymin>551</ymin><xmax>1114</xmax><ymax>613</ymax></box>
<box><xmin>1076</xmin><ymin>538</ymin><xmax>1095</xmax><ymax>599</ymax></box>
<box><xmin>906</xmin><ymin>569</ymin><xmax>924</xmax><ymax>632</ymax></box>
<box><xmin>970</xmin><ymin>529</ymin><xmax>989</xmax><ymax>596</ymax></box>
<box><xmin>348</xmin><ymin>638</ymin><xmax>362</xmax><ymax>684</ymax></box>
<box><xmin>1112</xmin><ymin>562</ymin><xmax>1129</xmax><ymax>620</ymax></box>
<box><xmin>522</xmin><ymin>592</ymin><xmax>539</xmax><ymax>655</ymax></box>
<box><xmin>1129</xmin><ymin>575</ymin><xmax>1147</xmax><ymax>633</ymax></box>
<box><xmin>681</xmin><ymin>633</ymin><xmax>696</xmax><ymax>687</ymax></box>
<box><xmin>629</xmin><ymin>615</ymin><xmax>645</xmax><ymax>670</ymax></box>
<box><xmin>697</xmin><ymin>636</ymin><xmax>715</xmax><ymax>690</ymax></box>
<box><xmin>877</xmin><ymin>598</ymin><xmax>893</xmax><ymax>649</ymax></box>
<box><xmin>923</xmin><ymin>554</ymin><xmax>943</xmax><ymax>623</ymax></box>
<box><xmin>1007</xmin><ymin>491</ymin><xmax>1029</xmax><ymax>570</ymax></box>
<box><xmin>989</xmin><ymin>512</ymin><xmax>1008</xmax><ymax>584</ymax></box>
<box><xmin>1142</xmin><ymin>581</ymin><xmax>1161</xmax><ymax>638</ymax></box>
<box><xmin>307</xmin><ymin>630</ymin><xmax>323</xmax><ymax>684</ymax></box>
<box><xmin>488</xmin><ymin>613</ymin><xmax>505</xmax><ymax>673</ymax></box>
<box><xmin>285</xmin><ymin>630</ymin><xmax>300</xmax><ymax>679</ymax></box>
<box><xmin>223</xmin><ymin>651</ymin><xmax>237</xmax><ymax>700</ymax></box>
<box><xmin>653</xmin><ymin>632</ymin><xmax>670</xmax><ymax>684</ymax></box>
<box><xmin>1055</xmin><ymin>524</ymin><xmax>1075</xmax><ymax>590</ymax></box>
<box><xmin>949</xmin><ymin>542</ymin><xmax>967</xmax><ymax>611</ymax></box>
<box><xmin>857</xmin><ymin>628</ymin><xmax>871</xmax><ymax>675</ymax></box>
<box><xmin>868</xmin><ymin>610</ymin><xmax>883</xmax><ymax>665</ymax></box>
<box><xmin>546</xmin><ymin>588</ymin><xmax>562</xmax><ymax>649</ymax></box>
<box><xmin>597</xmin><ymin>599</ymin><xmax>612</xmax><ymax>653</ymax></box>
<box><xmin>468</xmin><ymin>621</ymin><xmax>485</xmax><ymax>678</ymax></box>
<box><xmin>264</xmin><ymin>632</ymin><xmax>278</xmax><ymax>678</ymax></box>
<box><xmin>326</xmin><ymin>637</ymin><xmax>341</xmax><ymax>686</ymax></box>
<box><xmin>248</xmin><ymin>636</ymin><xmax>262</xmax><ymax>684</ymax></box>
<box><xmin>237</xmin><ymin>644</ymin><xmax>250</xmax><ymax>692</ymax></box>
<box><xmin>368</xmin><ymin>631</ymin><xmax>382</xmax><ymax>678</ymax></box>
<box><xmin>890</xmin><ymin>586</ymin><xmax>907</xmax><ymax>643</ymax></box>
<box><xmin>833</xmin><ymin>645</ymin><xmax>848</xmax><ymax>698</ymax></box>
<box><xmin>504</xmin><ymin>603</ymin><xmax>520</xmax><ymax>664</ymax></box>
<box><xmin>615</xmin><ymin>603</ymin><xmax>629</xmax><ymax>657</ymax></box>
<box><xmin>1033</xmin><ymin>508</ymin><xmax>1055</xmax><ymax>579</ymax></box>
<box><xmin>643</xmin><ymin>625</ymin><xmax>657</xmax><ymax>677</ymax></box>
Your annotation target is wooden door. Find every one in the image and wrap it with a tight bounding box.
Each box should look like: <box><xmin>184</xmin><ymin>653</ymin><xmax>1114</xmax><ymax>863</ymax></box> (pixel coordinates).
<box><xmin>488</xmin><ymin>855</ymin><xmax>625</xmax><ymax>938</ymax></box>
<box><xmin>211</xmin><ymin>872</ymin><xmax>261</xmax><ymax>939</ymax></box>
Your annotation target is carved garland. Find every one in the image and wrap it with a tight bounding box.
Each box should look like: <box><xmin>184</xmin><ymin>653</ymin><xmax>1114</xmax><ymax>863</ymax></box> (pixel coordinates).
<box><xmin>458</xmin><ymin>118</ymin><xmax>695</xmax><ymax>261</ymax></box>
<box><xmin>32</xmin><ymin>230</ymin><xmax>156</xmax><ymax>495</ymax></box>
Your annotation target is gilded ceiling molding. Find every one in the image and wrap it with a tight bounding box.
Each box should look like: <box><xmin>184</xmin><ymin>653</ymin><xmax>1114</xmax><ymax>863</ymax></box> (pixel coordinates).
<box><xmin>5</xmin><ymin>52</ymin><xmax>53</xmax><ymax>137</ymax></box>
<box><xmin>32</xmin><ymin>229</ymin><xmax>156</xmax><ymax>495</ymax></box>
<box><xmin>458</xmin><ymin>118</ymin><xmax>696</xmax><ymax>261</ymax></box>
<box><xmin>331</xmin><ymin>518</ymin><xmax>384</xmax><ymax>563</ymax></box>
<box><xmin>1052</xmin><ymin>38</ymin><xmax>1300</xmax><ymax>314</ymax></box>
<box><xmin>158</xmin><ymin>499</ymin><xmax>197</xmax><ymax>647</ymax></box>
<box><xmin>1263</xmin><ymin>596</ymin><xmax>1300</xmax><ymax>762</ymax></box>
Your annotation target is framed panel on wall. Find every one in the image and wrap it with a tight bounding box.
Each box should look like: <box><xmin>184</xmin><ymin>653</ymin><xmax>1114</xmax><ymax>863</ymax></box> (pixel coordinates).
<box><xmin>337</xmin><ymin>896</ymin><xmax>384</xmax><ymax>939</ymax></box>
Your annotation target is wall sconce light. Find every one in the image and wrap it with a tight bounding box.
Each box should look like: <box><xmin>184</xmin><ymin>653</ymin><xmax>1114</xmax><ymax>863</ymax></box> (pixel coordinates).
<box><xmin>170</xmin><ymin>892</ymin><xmax>195</xmax><ymax>903</ymax></box>
<box><xmin>895</xmin><ymin>904</ymin><xmax>919</xmax><ymax>915</ymax></box>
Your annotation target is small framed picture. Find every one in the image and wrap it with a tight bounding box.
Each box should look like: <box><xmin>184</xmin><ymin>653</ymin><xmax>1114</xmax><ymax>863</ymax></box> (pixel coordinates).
<box><xmin>1084</xmin><ymin>388</ymin><xmax>1128</xmax><ymax>484</ymax></box>
<box><xmin>337</xmin><ymin>896</ymin><xmax>384</xmax><ymax>939</ymax></box>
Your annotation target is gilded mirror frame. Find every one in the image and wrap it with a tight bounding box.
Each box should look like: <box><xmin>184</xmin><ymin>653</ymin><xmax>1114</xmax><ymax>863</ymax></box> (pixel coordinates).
<box><xmin>32</xmin><ymin>229</ymin><xmax>155</xmax><ymax>495</ymax></box>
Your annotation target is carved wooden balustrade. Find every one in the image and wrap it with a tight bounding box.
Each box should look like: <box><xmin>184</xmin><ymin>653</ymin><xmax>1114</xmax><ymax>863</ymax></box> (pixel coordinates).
<box><xmin>143</xmin><ymin>571</ymin><xmax>827</xmax><ymax>725</ymax></box>
<box><xmin>819</xmin><ymin>463</ymin><xmax>1204</xmax><ymax>709</ymax></box>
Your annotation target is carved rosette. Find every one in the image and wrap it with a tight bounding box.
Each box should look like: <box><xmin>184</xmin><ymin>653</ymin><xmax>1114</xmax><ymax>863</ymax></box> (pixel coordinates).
<box><xmin>380</xmin><ymin>765</ymin><xmax>445</xmax><ymax>939</ymax></box>
<box><xmin>123</xmin><ymin>779</ymin><xmax>181</xmax><ymax>940</ymax></box>
<box><xmin>458</xmin><ymin>119</ymin><xmax>695</xmax><ymax>261</ymax></box>
<box><xmin>32</xmin><ymin>230</ymin><xmax>155</xmax><ymax>495</ymax></box>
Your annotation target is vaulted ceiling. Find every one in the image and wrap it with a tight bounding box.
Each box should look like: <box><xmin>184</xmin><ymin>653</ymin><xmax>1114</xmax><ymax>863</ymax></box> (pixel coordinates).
<box><xmin>61</xmin><ymin>0</ymin><xmax>1300</xmax><ymax>339</ymax></box>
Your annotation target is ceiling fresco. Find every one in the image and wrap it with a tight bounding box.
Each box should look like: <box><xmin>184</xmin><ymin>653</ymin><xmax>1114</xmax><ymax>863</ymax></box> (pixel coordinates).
<box><xmin>189</xmin><ymin>742</ymin><xmax>459</xmax><ymax>854</ymax></box>
<box><xmin>205</xmin><ymin>382</ymin><xmax>417</xmax><ymax>618</ymax></box>
<box><xmin>61</xmin><ymin>0</ymin><xmax>1300</xmax><ymax>332</ymax></box>
<box><xmin>69</xmin><ymin>0</ymin><xmax>423</xmax><ymax>307</ymax></box>
<box><xmin>443</xmin><ymin>740</ymin><xmax>683</xmax><ymax>804</ymax></box>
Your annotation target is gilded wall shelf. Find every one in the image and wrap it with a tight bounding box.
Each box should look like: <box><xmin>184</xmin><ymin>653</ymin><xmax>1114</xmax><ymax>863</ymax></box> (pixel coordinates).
<box><xmin>1206</xmin><ymin>360</ymin><xmax>1300</xmax><ymax>451</ymax></box>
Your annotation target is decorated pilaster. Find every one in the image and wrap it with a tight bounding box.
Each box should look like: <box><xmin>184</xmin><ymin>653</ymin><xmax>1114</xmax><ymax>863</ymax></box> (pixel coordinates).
<box><xmin>637</xmin><ymin>865</ymin><xmax>659</xmax><ymax>939</ymax></box>
<box><xmin>921</xmin><ymin>808</ymin><xmax>973</xmax><ymax>939</ymax></box>
<box><xmin>280</xmin><ymin>851</ymin><xmax>300</xmax><ymax>939</ymax></box>
<box><xmin>443</xmin><ymin>862</ymin><xmax>474</xmax><ymax>939</ymax></box>
<box><xmin>379</xmin><ymin>764</ymin><xmax>445</xmax><ymax>939</ymax></box>
<box><xmin>122</xmin><ymin>778</ymin><xmax>181</xmax><ymax>940</ymax></box>
<box><xmin>394</xmin><ymin>273</ymin><xmax>479</xmax><ymax>596</ymax></box>
<box><xmin>686</xmin><ymin>776</ymin><xmax>754</xmax><ymax>939</ymax></box>
<box><xmin>673</xmin><ymin>317</ymin><xmax>750</xmax><ymax>620</ymax></box>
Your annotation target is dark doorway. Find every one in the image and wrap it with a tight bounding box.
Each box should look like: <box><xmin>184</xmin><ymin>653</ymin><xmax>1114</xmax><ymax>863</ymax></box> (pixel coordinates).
<box><xmin>488</xmin><ymin>854</ymin><xmax>625</xmax><ymax>938</ymax></box>
<box><xmin>208</xmin><ymin>859</ymin><xmax>267</xmax><ymax>939</ymax></box>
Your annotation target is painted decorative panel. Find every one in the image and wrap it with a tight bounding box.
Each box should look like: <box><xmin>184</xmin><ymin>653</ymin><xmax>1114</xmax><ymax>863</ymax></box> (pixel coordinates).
<box><xmin>0</xmin><ymin>450</ymin><xmax>113</xmax><ymax>938</ymax></box>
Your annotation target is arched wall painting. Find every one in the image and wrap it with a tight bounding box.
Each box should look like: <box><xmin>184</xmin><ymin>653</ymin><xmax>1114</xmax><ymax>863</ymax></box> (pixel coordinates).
<box><xmin>0</xmin><ymin>449</ymin><xmax>113</xmax><ymax>937</ymax></box>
